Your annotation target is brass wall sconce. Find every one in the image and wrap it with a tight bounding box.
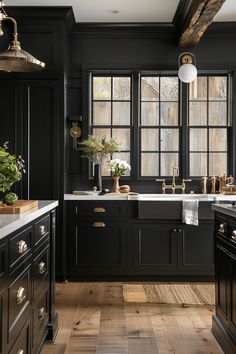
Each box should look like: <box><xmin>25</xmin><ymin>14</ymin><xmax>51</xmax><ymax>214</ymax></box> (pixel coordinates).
<box><xmin>178</xmin><ymin>52</ymin><xmax>197</xmax><ymax>83</ymax></box>
<box><xmin>0</xmin><ymin>0</ymin><xmax>45</xmax><ymax>72</ymax></box>
<box><xmin>69</xmin><ymin>116</ymin><xmax>82</xmax><ymax>149</ymax></box>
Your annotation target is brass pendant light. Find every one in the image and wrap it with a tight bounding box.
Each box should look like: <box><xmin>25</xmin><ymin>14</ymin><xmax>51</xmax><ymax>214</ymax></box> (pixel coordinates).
<box><xmin>0</xmin><ymin>1</ymin><xmax>45</xmax><ymax>72</ymax></box>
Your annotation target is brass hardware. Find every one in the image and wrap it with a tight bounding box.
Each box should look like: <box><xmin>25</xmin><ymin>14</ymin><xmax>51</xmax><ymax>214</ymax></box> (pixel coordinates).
<box><xmin>16</xmin><ymin>287</ymin><xmax>26</xmax><ymax>304</ymax></box>
<box><xmin>156</xmin><ymin>167</ymin><xmax>191</xmax><ymax>194</ymax></box>
<box><xmin>39</xmin><ymin>225</ymin><xmax>46</xmax><ymax>236</ymax></box>
<box><xmin>231</xmin><ymin>230</ymin><xmax>236</xmax><ymax>241</ymax></box>
<box><xmin>38</xmin><ymin>307</ymin><xmax>45</xmax><ymax>320</ymax></box>
<box><xmin>219</xmin><ymin>223</ymin><xmax>226</xmax><ymax>234</ymax></box>
<box><xmin>211</xmin><ymin>176</ymin><xmax>217</xmax><ymax>194</ymax></box>
<box><xmin>38</xmin><ymin>261</ymin><xmax>46</xmax><ymax>275</ymax></box>
<box><xmin>219</xmin><ymin>174</ymin><xmax>226</xmax><ymax>194</ymax></box>
<box><xmin>92</xmin><ymin>222</ymin><xmax>106</xmax><ymax>228</ymax></box>
<box><xmin>18</xmin><ymin>240</ymin><xmax>28</xmax><ymax>254</ymax></box>
<box><xmin>0</xmin><ymin>2</ymin><xmax>45</xmax><ymax>72</ymax></box>
<box><xmin>172</xmin><ymin>229</ymin><xmax>177</xmax><ymax>232</ymax></box>
<box><xmin>173</xmin><ymin>229</ymin><xmax>182</xmax><ymax>233</ymax></box>
<box><xmin>93</xmin><ymin>207</ymin><xmax>106</xmax><ymax>213</ymax></box>
<box><xmin>70</xmin><ymin>122</ymin><xmax>81</xmax><ymax>149</ymax></box>
<box><xmin>17</xmin><ymin>350</ymin><xmax>24</xmax><ymax>354</ymax></box>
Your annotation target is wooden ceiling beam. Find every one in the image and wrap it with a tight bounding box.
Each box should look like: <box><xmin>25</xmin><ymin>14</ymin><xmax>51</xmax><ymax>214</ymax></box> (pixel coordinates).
<box><xmin>177</xmin><ymin>0</ymin><xmax>225</xmax><ymax>47</ymax></box>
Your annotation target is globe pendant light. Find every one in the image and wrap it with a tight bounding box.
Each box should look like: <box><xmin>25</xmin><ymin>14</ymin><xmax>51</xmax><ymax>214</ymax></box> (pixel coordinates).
<box><xmin>0</xmin><ymin>1</ymin><xmax>45</xmax><ymax>72</ymax></box>
<box><xmin>178</xmin><ymin>52</ymin><xmax>197</xmax><ymax>83</ymax></box>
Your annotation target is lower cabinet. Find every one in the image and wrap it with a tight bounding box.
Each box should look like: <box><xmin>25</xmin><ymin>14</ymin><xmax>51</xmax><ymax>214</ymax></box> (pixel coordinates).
<box><xmin>0</xmin><ymin>208</ymin><xmax>58</xmax><ymax>354</ymax></box>
<box><xmin>213</xmin><ymin>212</ymin><xmax>236</xmax><ymax>353</ymax></box>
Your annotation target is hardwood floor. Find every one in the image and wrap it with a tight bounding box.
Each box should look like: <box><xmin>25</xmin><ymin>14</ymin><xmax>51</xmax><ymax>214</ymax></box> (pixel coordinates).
<box><xmin>41</xmin><ymin>282</ymin><xmax>223</xmax><ymax>354</ymax></box>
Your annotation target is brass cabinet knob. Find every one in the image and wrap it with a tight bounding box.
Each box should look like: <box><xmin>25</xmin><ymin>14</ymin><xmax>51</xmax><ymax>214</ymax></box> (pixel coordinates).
<box><xmin>219</xmin><ymin>223</ymin><xmax>226</xmax><ymax>234</ymax></box>
<box><xmin>16</xmin><ymin>287</ymin><xmax>26</xmax><ymax>304</ymax></box>
<box><xmin>39</xmin><ymin>225</ymin><xmax>46</xmax><ymax>236</ymax></box>
<box><xmin>38</xmin><ymin>261</ymin><xmax>46</xmax><ymax>275</ymax></box>
<box><xmin>172</xmin><ymin>229</ymin><xmax>177</xmax><ymax>232</ymax></box>
<box><xmin>38</xmin><ymin>307</ymin><xmax>45</xmax><ymax>320</ymax></box>
<box><xmin>231</xmin><ymin>230</ymin><xmax>236</xmax><ymax>241</ymax></box>
<box><xmin>18</xmin><ymin>240</ymin><xmax>28</xmax><ymax>254</ymax></box>
<box><xmin>93</xmin><ymin>207</ymin><xmax>106</xmax><ymax>213</ymax></box>
<box><xmin>17</xmin><ymin>350</ymin><xmax>24</xmax><ymax>354</ymax></box>
<box><xmin>92</xmin><ymin>222</ymin><xmax>106</xmax><ymax>228</ymax></box>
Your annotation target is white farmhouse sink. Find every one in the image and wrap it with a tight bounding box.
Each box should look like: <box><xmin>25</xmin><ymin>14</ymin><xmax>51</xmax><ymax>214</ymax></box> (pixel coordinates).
<box><xmin>128</xmin><ymin>193</ymin><xmax>236</xmax><ymax>202</ymax></box>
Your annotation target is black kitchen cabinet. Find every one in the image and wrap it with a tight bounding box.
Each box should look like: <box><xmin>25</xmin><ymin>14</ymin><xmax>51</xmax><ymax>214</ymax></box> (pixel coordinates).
<box><xmin>66</xmin><ymin>200</ymin><xmax>214</xmax><ymax>280</ymax></box>
<box><xmin>212</xmin><ymin>211</ymin><xmax>236</xmax><ymax>353</ymax></box>
<box><xmin>133</xmin><ymin>224</ymin><xmax>178</xmax><ymax>273</ymax></box>
<box><xmin>0</xmin><ymin>206</ymin><xmax>58</xmax><ymax>354</ymax></box>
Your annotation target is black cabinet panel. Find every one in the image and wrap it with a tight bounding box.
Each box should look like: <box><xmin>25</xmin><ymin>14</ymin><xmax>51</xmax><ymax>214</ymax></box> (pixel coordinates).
<box><xmin>229</xmin><ymin>252</ymin><xmax>236</xmax><ymax>339</ymax></box>
<box><xmin>133</xmin><ymin>224</ymin><xmax>178</xmax><ymax>272</ymax></box>
<box><xmin>181</xmin><ymin>224</ymin><xmax>214</xmax><ymax>272</ymax></box>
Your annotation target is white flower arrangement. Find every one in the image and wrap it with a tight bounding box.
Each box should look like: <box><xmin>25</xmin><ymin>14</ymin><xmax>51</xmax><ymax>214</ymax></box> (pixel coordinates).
<box><xmin>107</xmin><ymin>159</ymin><xmax>131</xmax><ymax>177</ymax></box>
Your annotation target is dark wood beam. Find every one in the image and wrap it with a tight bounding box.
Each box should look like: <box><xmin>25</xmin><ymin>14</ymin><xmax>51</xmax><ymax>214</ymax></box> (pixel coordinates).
<box><xmin>174</xmin><ymin>0</ymin><xmax>226</xmax><ymax>47</ymax></box>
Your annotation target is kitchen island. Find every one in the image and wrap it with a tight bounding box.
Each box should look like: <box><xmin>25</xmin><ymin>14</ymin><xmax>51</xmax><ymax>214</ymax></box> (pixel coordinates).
<box><xmin>0</xmin><ymin>200</ymin><xmax>58</xmax><ymax>354</ymax></box>
<box><xmin>212</xmin><ymin>203</ymin><xmax>236</xmax><ymax>354</ymax></box>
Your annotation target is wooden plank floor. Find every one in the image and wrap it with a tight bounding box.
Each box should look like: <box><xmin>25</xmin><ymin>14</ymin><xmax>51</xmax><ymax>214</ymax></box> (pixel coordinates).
<box><xmin>41</xmin><ymin>282</ymin><xmax>223</xmax><ymax>354</ymax></box>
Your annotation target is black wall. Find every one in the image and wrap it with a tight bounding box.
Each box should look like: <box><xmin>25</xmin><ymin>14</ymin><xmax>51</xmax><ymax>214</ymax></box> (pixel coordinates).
<box><xmin>67</xmin><ymin>22</ymin><xmax>236</xmax><ymax>193</ymax></box>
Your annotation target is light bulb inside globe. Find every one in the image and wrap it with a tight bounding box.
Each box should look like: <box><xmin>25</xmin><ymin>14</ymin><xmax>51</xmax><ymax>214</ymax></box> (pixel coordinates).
<box><xmin>178</xmin><ymin>63</ymin><xmax>197</xmax><ymax>83</ymax></box>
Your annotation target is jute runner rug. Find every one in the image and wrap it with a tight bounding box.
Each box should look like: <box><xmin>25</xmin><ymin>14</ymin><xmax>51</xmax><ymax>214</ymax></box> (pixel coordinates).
<box><xmin>123</xmin><ymin>283</ymin><xmax>215</xmax><ymax>305</ymax></box>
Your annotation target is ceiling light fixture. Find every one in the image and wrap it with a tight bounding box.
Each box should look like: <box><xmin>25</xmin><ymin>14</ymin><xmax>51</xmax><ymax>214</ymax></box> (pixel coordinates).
<box><xmin>0</xmin><ymin>0</ymin><xmax>45</xmax><ymax>72</ymax></box>
<box><xmin>178</xmin><ymin>52</ymin><xmax>197</xmax><ymax>83</ymax></box>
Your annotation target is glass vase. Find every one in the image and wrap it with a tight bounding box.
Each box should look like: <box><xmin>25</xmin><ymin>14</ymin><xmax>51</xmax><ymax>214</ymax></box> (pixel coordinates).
<box><xmin>93</xmin><ymin>163</ymin><xmax>102</xmax><ymax>191</ymax></box>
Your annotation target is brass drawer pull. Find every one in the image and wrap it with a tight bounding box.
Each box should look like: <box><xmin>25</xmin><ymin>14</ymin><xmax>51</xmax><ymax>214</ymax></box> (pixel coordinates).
<box><xmin>93</xmin><ymin>207</ymin><xmax>106</xmax><ymax>213</ymax></box>
<box><xmin>17</xmin><ymin>349</ymin><xmax>24</xmax><ymax>354</ymax></box>
<box><xmin>18</xmin><ymin>240</ymin><xmax>28</xmax><ymax>254</ymax></box>
<box><xmin>16</xmin><ymin>287</ymin><xmax>26</xmax><ymax>304</ymax></box>
<box><xmin>38</xmin><ymin>261</ymin><xmax>46</xmax><ymax>275</ymax></box>
<box><xmin>38</xmin><ymin>307</ymin><xmax>45</xmax><ymax>320</ymax></box>
<box><xmin>231</xmin><ymin>230</ymin><xmax>236</xmax><ymax>241</ymax></box>
<box><xmin>219</xmin><ymin>223</ymin><xmax>226</xmax><ymax>233</ymax></box>
<box><xmin>93</xmin><ymin>222</ymin><xmax>106</xmax><ymax>228</ymax></box>
<box><xmin>39</xmin><ymin>225</ymin><xmax>46</xmax><ymax>236</ymax></box>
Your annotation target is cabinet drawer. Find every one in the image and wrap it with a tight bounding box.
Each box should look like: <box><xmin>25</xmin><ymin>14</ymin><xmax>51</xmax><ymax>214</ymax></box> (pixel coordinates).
<box><xmin>74</xmin><ymin>202</ymin><xmax>128</xmax><ymax>217</ymax></box>
<box><xmin>34</xmin><ymin>215</ymin><xmax>50</xmax><ymax>246</ymax></box>
<box><xmin>9</xmin><ymin>227</ymin><xmax>32</xmax><ymax>269</ymax></box>
<box><xmin>9</xmin><ymin>319</ymin><xmax>30</xmax><ymax>354</ymax></box>
<box><xmin>32</xmin><ymin>290</ymin><xmax>49</xmax><ymax>345</ymax></box>
<box><xmin>33</xmin><ymin>245</ymin><xmax>49</xmax><ymax>302</ymax></box>
<box><xmin>8</xmin><ymin>265</ymin><xmax>31</xmax><ymax>348</ymax></box>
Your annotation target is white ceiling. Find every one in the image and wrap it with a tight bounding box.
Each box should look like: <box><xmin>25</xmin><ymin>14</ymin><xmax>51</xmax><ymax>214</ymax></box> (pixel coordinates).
<box><xmin>6</xmin><ymin>0</ymin><xmax>180</xmax><ymax>22</ymax></box>
<box><xmin>214</xmin><ymin>0</ymin><xmax>236</xmax><ymax>21</ymax></box>
<box><xmin>5</xmin><ymin>0</ymin><xmax>236</xmax><ymax>23</ymax></box>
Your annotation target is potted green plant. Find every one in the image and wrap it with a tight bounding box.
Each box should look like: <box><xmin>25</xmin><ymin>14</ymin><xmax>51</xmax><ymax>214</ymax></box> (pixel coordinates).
<box><xmin>78</xmin><ymin>135</ymin><xmax>120</xmax><ymax>191</ymax></box>
<box><xmin>0</xmin><ymin>142</ymin><xmax>25</xmax><ymax>205</ymax></box>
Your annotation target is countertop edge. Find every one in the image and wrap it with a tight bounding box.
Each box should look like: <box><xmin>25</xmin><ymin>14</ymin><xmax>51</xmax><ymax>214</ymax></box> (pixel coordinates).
<box><xmin>212</xmin><ymin>203</ymin><xmax>236</xmax><ymax>218</ymax></box>
<box><xmin>0</xmin><ymin>200</ymin><xmax>59</xmax><ymax>240</ymax></box>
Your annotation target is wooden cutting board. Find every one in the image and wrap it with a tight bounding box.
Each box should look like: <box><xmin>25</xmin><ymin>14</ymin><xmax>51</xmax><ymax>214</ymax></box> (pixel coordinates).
<box><xmin>0</xmin><ymin>200</ymin><xmax>38</xmax><ymax>214</ymax></box>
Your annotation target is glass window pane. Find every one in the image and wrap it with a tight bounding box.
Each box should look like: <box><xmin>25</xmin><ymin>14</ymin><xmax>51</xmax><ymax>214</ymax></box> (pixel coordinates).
<box><xmin>112</xmin><ymin>128</ymin><xmax>130</xmax><ymax>151</ymax></box>
<box><xmin>161</xmin><ymin>153</ymin><xmax>178</xmax><ymax>176</ymax></box>
<box><xmin>160</xmin><ymin>102</ymin><xmax>178</xmax><ymax>126</ymax></box>
<box><xmin>141</xmin><ymin>128</ymin><xmax>159</xmax><ymax>151</ymax></box>
<box><xmin>189</xmin><ymin>102</ymin><xmax>207</xmax><ymax>126</ymax></box>
<box><xmin>112</xmin><ymin>152</ymin><xmax>131</xmax><ymax>176</ymax></box>
<box><xmin>113</xmin><ymin>77</ymin><xmax>130</xmax><ymax>100</ymax></box>
<box><xmin>189</xmin><ymin>77</ymin><xmax>207</xmax><ymax>100</ymax></box>
<box><xmin>93</xmin><ymin>77</ymin><xmax>111</xmax><ymax>100</ymax></box>
<box><xmin>209</xmin><ymin>77</ymin><xmax>227</xmax><ymax>100</ymax></box>
<box><xmin>161</xmin><ymin>129</ymin><xmax>179</xmax><ymax>151</ymax></box>
<box><xmin>141</xmin><ymin>153</ymin><xmax>159</xmax><ymax>176</ymax></box>
<box><xmin>93</xmin><ymin>128</ymin><xmax>111</xmax><ymax>140</ymax></box>
<box><xmin>160</xmin><ymin>77</ymin><xmax>178</xmax><ymax>101</ymax></box>
<box><xmin>209</xmin><ymin>128</ymin><xmax>227</xmax><ymax>151</ymax></box>
<box><xmin>190</xmin><ymin>128</ymin><xmax>207</xmax><ymax>151</ymax></box>
<box><xmin>113</xmin><ymin>102</ymin><xmax>130</xmax><ymax>125</ymax></box>
<box><xmin>209</xmin><ymin>153</ymin><xmax>227</xmax><ymax>176</ymax></box>
<box><xmin>93</xmin><ymin>102</ymin><xmax>111</xmax><ymax>125</ymax></box>
<box><xmin>141</xmin><ymin>102</ymin><xmax>159</xmax><ymax>126</ymax></box>
<box><xmin>190</xmin><ymin>153</ymin><xmax>207</xmax><ymax>176</ymax></box>
<box><xmin>209</xmin><ymin>102</ymin><xmax>227</xmax><ymax>126</ymax></box>
<box><xmin>141</xmin><ymin>77</ymin><xmax>159</xmax><ymax>101</ymax></box>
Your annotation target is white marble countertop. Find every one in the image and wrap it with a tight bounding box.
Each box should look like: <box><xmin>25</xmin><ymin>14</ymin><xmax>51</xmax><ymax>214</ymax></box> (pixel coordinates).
<box><xmin>212</xmin><ymin>203</ymin><xmax>236</xmax><ymax>218</ymax></box>
<box><xmin>64</xmin><ymin>193</ymin><xmax>236</xmax><ymax>202</ymax></box>
<box><xmin>0</xmin><ymin>200</ymin><xmax>58</xmax><ymax>240</ymax></box>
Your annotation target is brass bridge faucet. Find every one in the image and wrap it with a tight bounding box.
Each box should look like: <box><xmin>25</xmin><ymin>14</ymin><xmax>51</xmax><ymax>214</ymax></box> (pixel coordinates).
<box><xmin>156</xmin><ymin>167</ymin><xmax>191</xmax><ymax>194</ymax></box>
